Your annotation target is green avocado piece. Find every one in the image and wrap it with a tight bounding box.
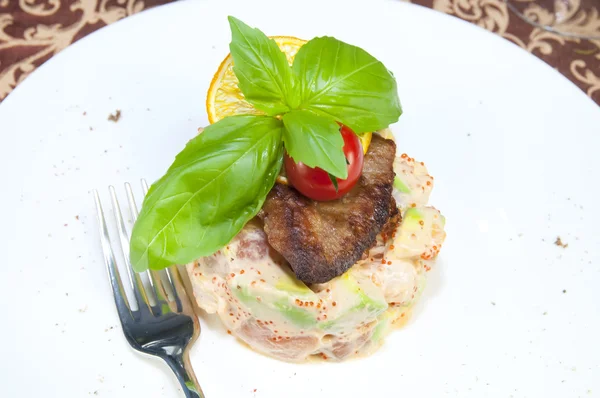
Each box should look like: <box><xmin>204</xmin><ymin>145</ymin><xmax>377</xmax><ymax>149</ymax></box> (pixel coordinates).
<box><xmin>233</xmin><ymin>285</ymin><xmax>317</xmax><ymax>328</ymax></box>
<box><xmin>233</xmin><ymin>285</ymin><xmax>256</xmax><ymax>305</ymax></box>
<box><xmin>371</xmin><ymin>316</ymin><xmax>389</xmax><ymax>342</ymax></box>
<box><xmin>275</xmin><ymin>278</ymin><xmax>313</xmax><ymax>296</ymax></box>
<box><xmin>273</xmin><ymin>300</ymin><xmax>317</xmax><ymax>327</ymax></box>
<box><xmin>275</xmin><ymin>267</ymin><xmax>317</xmax><ymax>298</ymax></box>
<box><xmin>403</xmin><ymin>207</ymin><xmax>423</xmax><ymax>224</ymax></box>
<box><xmin>394</xmin><ymin>176</ymin><xmax>411</xmax><ymax>193</ymax></box>
<box><xmin>319</xmin><ymin>274</ymin><xmax>387</xmax><ymax>331</ymax></box>
<box><xmin>352</xmin><ymin>288</ymin><xmax>388</xmax><ymax>312</ymax></box>
<box><xmin>341</xmin><ymin>273</ymin><xmax>387</xmax><ymax>312</ymax></box>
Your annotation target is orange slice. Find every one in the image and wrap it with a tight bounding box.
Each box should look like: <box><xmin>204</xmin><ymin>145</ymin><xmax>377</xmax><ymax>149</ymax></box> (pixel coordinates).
<box><xmin>206</xmin><ymin>35</ymin><xmax>372</xmax><ymax>153</ymax></box>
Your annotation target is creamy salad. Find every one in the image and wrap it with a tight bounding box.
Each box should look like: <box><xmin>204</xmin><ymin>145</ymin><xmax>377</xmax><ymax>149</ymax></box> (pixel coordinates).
<box><xmin>186</xmin><ymin>151</ymin><xmax>446</xmax><ymax>362</ymax></box>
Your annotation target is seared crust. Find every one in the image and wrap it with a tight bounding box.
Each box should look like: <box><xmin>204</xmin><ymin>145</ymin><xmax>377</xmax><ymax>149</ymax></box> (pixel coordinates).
<box><xmin>259</xmin><ymin>135</ymin><xmax>397</xmax><ymax>284</ymax></box>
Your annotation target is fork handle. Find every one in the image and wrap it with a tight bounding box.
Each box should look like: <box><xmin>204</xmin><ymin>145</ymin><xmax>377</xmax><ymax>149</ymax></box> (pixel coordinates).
<box><xmin>163</xmin><ymin>352</ymin><xmax>204</xmax><ymax>398</ymax></box>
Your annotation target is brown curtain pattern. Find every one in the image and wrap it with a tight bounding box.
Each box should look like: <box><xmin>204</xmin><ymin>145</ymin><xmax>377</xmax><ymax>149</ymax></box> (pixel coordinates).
<box><xmin>1</xmin><ymin>0</ymin><xmax>599</xmax><ymax>104</ymax></box>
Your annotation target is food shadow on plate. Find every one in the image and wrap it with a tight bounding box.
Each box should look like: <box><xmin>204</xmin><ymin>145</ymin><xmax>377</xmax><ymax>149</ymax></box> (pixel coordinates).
<box><xmin>405</xmin><ymin>255</ymin><xmax>446</xmax><ymax>323</ymax></box>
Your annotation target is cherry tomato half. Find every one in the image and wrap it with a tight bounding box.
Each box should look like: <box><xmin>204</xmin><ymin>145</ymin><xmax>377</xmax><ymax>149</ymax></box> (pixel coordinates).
<box><xmin>284</xmin><ymin>125</ymin><xmax>364</xmax><ymax>201</ymax></box>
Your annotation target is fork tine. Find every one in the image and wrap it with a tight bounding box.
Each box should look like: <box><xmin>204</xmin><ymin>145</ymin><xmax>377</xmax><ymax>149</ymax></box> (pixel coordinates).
<box><xmin>109</xmin><ymin>186</ymin><xmax>149</xmax><ymax>313</ymax></box>
<box><xmin>166</xmin><ymin>268</ymin><xmax>183</xmax><ymax>312</ymax></box>
<box><xmin>141</xmin><ymin>179</ymin><xmax>181</xmax><ymax>306</ymax></box>
<box><xmin>140</xmin><ymin>179</ymin><xmax>150</xmax><ymax>200</ymax></box>
<box><xmin>93</xmin><ymin>190</ymin><xmax>132</xmax><ymax>314</ymax></box>
<box><xmin>125</xmin><ymin>182</ymin><xmax>160</xmax><ymax>307</ymax></box>
<box><xmin>167</xmin><ymin>267</ymin><xmax>186</xmax><ymax>313</ymax></box>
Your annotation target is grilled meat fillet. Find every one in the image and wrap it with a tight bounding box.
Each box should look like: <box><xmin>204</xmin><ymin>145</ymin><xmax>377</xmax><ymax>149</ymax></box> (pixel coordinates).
<box><xmin>260</xmin><ymin>134</ymin><xmax>397</xmax><ymax>284</ymax></box>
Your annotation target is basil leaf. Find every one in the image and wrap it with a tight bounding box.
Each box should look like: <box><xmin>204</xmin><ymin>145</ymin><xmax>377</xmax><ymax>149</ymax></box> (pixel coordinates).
<box><xmin>282</xmin><ymin>110</ymin><xmax>348</xmax><ymax>179</ymax></box>
<box><xmin>292</xmin><ymin>36</ymin><xmax>402</xmax><ymax>133</ymax></box>
<box><xmin>328</xmin><ymin>173</ymin><xmax>339</xmax><ymax>192</ymax></box>
<box><xmin>130</xmin><ymin>115</ymin><xmax>284</xmax><ymax>272</ymax></box>
<box><xmin>228</xmin><ymin>16</ymin><xmax>293</xmax><ymax>115</ymax></box>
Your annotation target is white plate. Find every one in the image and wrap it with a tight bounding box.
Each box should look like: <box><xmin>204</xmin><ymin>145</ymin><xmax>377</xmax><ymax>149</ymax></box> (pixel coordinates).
<box><xmin>1</xmin><ymin>0</ymin><xmax>598</xmax><ymax>396</ymax></box>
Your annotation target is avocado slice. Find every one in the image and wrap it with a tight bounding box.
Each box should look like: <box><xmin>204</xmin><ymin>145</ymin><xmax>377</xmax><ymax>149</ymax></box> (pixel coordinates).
<box><xmin>393</xmin><ymin>176</ymin><xmax>411</xmax><ymax>194</ymax></box>
<box><xmin>318</xmin><ymin>274</ymin><xmax>387</xmax><ymax>331</ymax></box>
<box><xmin>275</xmin><ymin>266</ymin><xmax>317</xmax><ymax>298</ymax></box>
<box><xmin>233</xmin><ymin>283</ymin><xmax>317</xmax><ymax>328</ymax></box>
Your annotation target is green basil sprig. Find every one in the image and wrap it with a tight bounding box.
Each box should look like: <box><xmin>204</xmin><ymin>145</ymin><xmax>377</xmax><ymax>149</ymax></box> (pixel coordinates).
<box><xmin>130</xmin><ymin>17</ymin><xmax>401</xmax><ymax>272</ymax></box>
<box><xmin>292</xmin><ymin>36</ymin><xmax>402</xmax><ymax>132</ymax></box>
<box><xmin>283</xmin><ymin>110</ymin><xmax>348</xmax><ymax>179</ymax></box>
<box><xmin>130</xmin><ymin>116</ymin><xmax>283</xmax><ymax>271</ymax></box>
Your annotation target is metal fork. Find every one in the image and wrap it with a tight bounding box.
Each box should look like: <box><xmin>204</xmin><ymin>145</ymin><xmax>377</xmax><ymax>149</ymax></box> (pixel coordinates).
<box><xmin>93</xmin><ymin>180</ymin><xmax>204</xmax><ymax>398</ymax></box>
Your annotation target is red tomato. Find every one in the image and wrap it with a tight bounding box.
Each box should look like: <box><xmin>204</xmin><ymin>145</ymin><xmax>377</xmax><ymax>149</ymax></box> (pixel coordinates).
<box><xmin>284</xmin><ymin>125</ymin><xmax>364</xmax><ymax>201</ymax></box>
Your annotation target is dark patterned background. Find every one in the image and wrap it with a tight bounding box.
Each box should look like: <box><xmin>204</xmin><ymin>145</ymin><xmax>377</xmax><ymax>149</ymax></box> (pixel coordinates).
<box><xmin>1</xmin><ymin>0</ymin><xmax>598</xmax><ymax>104</ymax></box>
